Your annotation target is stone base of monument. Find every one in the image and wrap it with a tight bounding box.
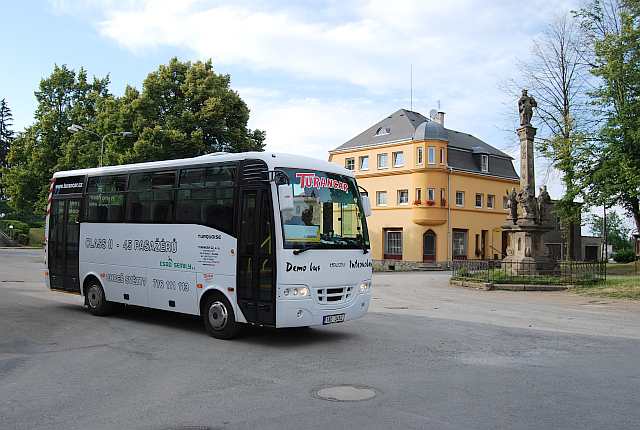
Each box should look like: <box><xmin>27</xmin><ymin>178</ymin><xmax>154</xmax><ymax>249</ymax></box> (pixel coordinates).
<box><xmin>502</xmin><ymin>222</ymin><xmax>555</xmax><ymax>275</ymax></box>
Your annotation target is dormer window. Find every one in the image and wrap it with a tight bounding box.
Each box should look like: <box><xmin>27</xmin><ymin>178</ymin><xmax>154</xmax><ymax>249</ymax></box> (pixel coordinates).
<box><xmin>481</xmin><ymin>154</ymin><xmax>489</xmax><ymax>172</ymax></box>
<box><xmin>375</xmin><ymin>127</ymin><xmax>391</xmax><ymax>136</ymax></box>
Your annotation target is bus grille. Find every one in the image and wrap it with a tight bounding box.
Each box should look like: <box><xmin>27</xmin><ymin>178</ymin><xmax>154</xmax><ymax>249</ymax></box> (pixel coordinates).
<box><xmin>316</xmin><ymin>286</ymin><xmax>354</xmax><ymax>305</ymax></box>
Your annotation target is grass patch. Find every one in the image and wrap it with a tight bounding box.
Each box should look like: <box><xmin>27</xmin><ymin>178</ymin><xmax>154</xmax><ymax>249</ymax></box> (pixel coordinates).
<box><xmin>573</xmin><ymin>276</ymin><xmax>640</xmax><ymax>300</ymax></box>
<box><xmin>606</xmin><ymin>262</ymin><xmax>640</xmax><ymax>276</ymax></box>
<box><xmin>453</xmin><ymin>269</ymin><xmax>601</xmax><ymax>285</ymax></box>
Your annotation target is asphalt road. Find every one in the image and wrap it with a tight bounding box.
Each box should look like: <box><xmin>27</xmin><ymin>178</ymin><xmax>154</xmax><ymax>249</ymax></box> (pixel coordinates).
<box><xmin>1</xmin><ymin>248</ymin><xmax>640</xmax><ymax>430</ymax></box>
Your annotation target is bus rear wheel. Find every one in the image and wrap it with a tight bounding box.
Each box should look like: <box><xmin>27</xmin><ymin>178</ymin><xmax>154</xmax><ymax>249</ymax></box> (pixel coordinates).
<box><xmin>202</xmin><ymin>294</ymin><xmax>240</xmax><ymax>340</ymax></box>
<box><xmin>85</xmin><ymin>281</ymin><xmax>117</xmax><ymax>316</ymax></box>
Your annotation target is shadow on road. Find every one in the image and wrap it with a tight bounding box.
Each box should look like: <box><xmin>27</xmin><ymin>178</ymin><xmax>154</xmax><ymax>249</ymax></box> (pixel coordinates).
<box><xmin>54</xmin><ymin>302</ymin><xmax>358</xmax><ymax>347</ymax></box>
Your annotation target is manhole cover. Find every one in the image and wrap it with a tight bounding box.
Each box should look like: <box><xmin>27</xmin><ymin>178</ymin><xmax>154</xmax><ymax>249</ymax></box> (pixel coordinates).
<box><xmin>313</xmin><ymin>385</ymin><xmax>377</xmax><ymax>402</ymax></box>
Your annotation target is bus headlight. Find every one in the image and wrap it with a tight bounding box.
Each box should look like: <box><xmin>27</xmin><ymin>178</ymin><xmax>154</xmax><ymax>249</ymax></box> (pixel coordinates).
<box><xmin>359</xmin><ymin>281</ymin><xmax>371</xmax><ymax>294</ymax></box>
<box><xmin>283</xmin><ymin>287</ymin><xmax>310</xmax><ymax>298</ymax></box>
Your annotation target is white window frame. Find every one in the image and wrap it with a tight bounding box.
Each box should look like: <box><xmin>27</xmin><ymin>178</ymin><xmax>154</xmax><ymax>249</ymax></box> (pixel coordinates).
<box><xmin>503</xmin><ymin>195</ymin><xmax>509</xmax><ymax>210</ymax></box>
<box><xmin>416</xmin><ymin>147</ymin><xmax>424</xmax><ymax>165</ymax></box>
<box><xmin>487</xmin><ymin>194</ymin><xmax>495</xmax><ymax>208</ymax></box>
<box><xmin>415</xmin><ymin>188</ymin><xmax>422</xmax><ymax>202</ymax></box>
<box><xmin>427</xmin><ymin>188</ymin><xmax>435</xmax><ymax>202</ymax></box>
<box><xmin>397</xmin><ymin>189</ymin><xmax>409</xmax><ymax>205</ymax></box>
<box><xmin>384</xmin><ymin>230</ymin><xmax>403</xmax><ymax>257</ymax></box>
<box><xmin>481</xmin><ymin>154</ymin><xmax>489</xmax><ymax>172</ymax></box>
<box><xmin>393</xmin><ymin>151</ymin><xmax>405</xmax><ymax>167</ymax></box>
<box><xmin>475</xmin><ymin>193</ymin><xmax>483</xmax><ymax>208</ymax></box>
<box><xmin>455</xmin><ymin>191</ymin><xmax>464</xmax><ymax>207</ymax></box>
<box><xmin>452</xmin><ymin>230</ymin><xmax>468</xmax><ymax>258</ymax></box>
<box><xmin>428</xmin><ymin>147</ymin><xmax>436</xmax><ymax>165</ymax></box>
<box><xmin>440</xmin><ymin>147</ymin><xmax>445</xmax><ymax>165</ymax></box>
<box><xmin>359</xmin><ymin>155</ymin><xmax>369</xmax><ymax>171</ymax></box>
<box><xmin>377</xmin><ymin>153</ymin><xmax>388</xmax><ymax>169</ymax></box>
<box><xmin>345</xmin><ymin>157</ymin><xmax>355</xmax><ymax>170</ymax></box>
<box><xmin>376</xmin><ymin>191</ymin><xmax>388</xmax><ymax>206</ymax></box>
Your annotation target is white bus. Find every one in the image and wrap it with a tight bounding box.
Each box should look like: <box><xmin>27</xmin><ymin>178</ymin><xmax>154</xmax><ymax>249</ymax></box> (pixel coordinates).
<box><xmin>44</xmin><ymin>152</ymin><xmax>373</xmax><ymax>339</ymax></box>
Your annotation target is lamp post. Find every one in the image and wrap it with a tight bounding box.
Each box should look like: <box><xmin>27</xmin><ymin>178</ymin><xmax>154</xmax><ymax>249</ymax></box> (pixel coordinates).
<box><xmin>67</xmin><ymin>124</ymin><xmax>133</xmax><ymax>167</ymax></box>
<box><xmin>8</xmin><ymin>224</ymin><xmax>13</xmax><ymax>241</ymax></box>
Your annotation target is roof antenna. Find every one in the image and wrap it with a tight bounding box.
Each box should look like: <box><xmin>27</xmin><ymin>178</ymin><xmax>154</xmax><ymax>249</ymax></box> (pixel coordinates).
<box><xmin>437</xmin><ymin>99</ymin><xmax>441</xmax><ymax>110</ymax></box>
<box><xmin>410</xmin><ymin>64</ymin><xmax>413</xmax><ymax>111</ymax></box>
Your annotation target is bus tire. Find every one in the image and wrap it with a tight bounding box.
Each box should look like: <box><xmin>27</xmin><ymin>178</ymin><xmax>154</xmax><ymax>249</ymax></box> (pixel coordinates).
<box><xmin>85</xmin><ymin>280</ymin><xmax>115</xmax><ymax>316</ymax></box>
<box><xmin>202</xmin><ymin>293</ymin><xmax>240</xmax><ymax>340</ymax></box>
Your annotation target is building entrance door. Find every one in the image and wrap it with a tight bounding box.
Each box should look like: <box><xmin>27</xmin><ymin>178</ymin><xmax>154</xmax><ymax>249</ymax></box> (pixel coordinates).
<box><xmin>423</xmin><ymin>230</ymin><xmax>436</xmax><ymax>262</ymax></box>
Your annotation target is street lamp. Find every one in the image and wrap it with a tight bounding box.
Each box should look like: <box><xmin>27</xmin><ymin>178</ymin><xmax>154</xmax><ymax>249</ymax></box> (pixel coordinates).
<box><xmin>67</xmin><ymin>124</ymin><xmax>133</xmax><ymax>167</ymax></box>
<box><xmin>8</xmin><ymin>224</ymin><xmax>13</xmax><ymax>241</ymax></box>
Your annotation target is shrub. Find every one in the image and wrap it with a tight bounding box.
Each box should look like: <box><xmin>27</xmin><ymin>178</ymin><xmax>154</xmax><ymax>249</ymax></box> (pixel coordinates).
<box><xmin>0</xmin><ymin>219</ymin><xmax>30</xmax><ymax>236</ymax></box>
<box><xmin>613</xmin><ymin>248</ymin><xmax>636</xmax><ymax>263</ymax></box>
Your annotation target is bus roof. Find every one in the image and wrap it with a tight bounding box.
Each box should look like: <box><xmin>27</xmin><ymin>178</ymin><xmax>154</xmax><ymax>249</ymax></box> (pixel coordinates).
<box><xmin>52</xmin><ymin>151</ymin><xmax>353</xmax><ymax>179</ymax></box>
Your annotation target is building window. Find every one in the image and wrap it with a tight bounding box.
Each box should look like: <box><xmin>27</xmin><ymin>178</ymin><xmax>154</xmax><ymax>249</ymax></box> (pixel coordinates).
<box><xmin>453</xmin><ymin>229</ymin><xmax>468</xmax><ymax>259</ymax></box>
<box><xmin>376</xmin><ymin>191</ymin><xmax>388</xmax><ymax>206</ymax></box>
<box><xmin>375</xmin><ymin>126</ymin><xmax>390</xmax><ymax>136</ymax></box>
<box><xmin>359</xmin><ymin>155</ymin><xmax>369</xmax><ymax>170</ymax></box>
<box><xmin>415</xmin><ymin>188</ymin><xmax>422</xmax><ymax>203</ymax></box>
<box><xmin>384</xmin><ymin>229</ymin><xmax>403</xmax><ymax>260</ymax></box>
<box><xmin>487</xmin><ymin>194</ymin><xmax>495</xmax><ymax>208</ymax></box>
<box><xmin>455</xmin><ymin>191</ymin><xmax>464</xmax><ymax>206</ymax></box>
<box><xmin>393</xmin><ymin>151</ymin><xmax>405</xmax><ymax>167</ymax></box>
<box><xmin>428</xmin><ymin>147</ymin><xmax>436</xmax><ymax>165</ymax></box>
<box><xmin>475</xmin><ymin>193</ymin><xmax>483</xmax><ymax>208</ymax></box>
<box><xmin>427</xmin><ymin>188</ymin><xmax>435</xmax><ymax>202</ymax></box>
<box><xmin>377</xmin><ymin>153</ymin><xmax>388</xmax><ymax>169</ymax></box>
<box><xmin>416</xmin><ymin>147</ymin><xmax>424</xmax><ymax>165</ymax></box>
<box><xmin>440</xmin><ymin>147</ymin><xmax>445</xmax><ymax>164</ymax></box>
<box><xmin>397</xmin><ymin>189</ymin><xmax>409</xmax><ymax>205</ymax></box>
<box><xmin>503</xmin><ymin>196</ymin><xmax>509</xmax><ymax>209</ymax></box>
<box><xmin>345</xmin><ymin>158</ymin><xmax>355</xmax><ymax>170</ymax></box>
<box><xmin>481</xmin><ymin>154</ymin><xmax>489</xmax><ymax>172</ymax></box>
<box><xmin>441</xmin><ymin>188</ymin><xmax>447</xmax><ymax>206</ymax></box>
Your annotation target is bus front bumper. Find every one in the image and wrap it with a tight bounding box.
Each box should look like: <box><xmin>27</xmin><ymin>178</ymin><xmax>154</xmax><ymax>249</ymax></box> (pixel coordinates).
<box><xmin>275</xmin><ymin>290</ymin><xmax>371</xmax><ymax>328</ymax></box>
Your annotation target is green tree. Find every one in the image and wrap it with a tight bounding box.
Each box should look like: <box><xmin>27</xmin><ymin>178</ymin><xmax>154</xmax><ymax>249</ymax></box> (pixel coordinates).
<box><xmin>589</xmin><ymin>211</ymin><xmax>633</xmax><ymax>251</ymax></box>
<box><xmin>0</xmin><ymin>98</ymin><xmax>14</xmax><ymax>198</ymax></box>
<box><xmin>109</xmin><ymin>58</ymin><xmax>265</xmax><ymax>165</ymax></box>
<box><xmin>576</xmin><ymin>0</ymin><xmax>640</xmax><ymax>232</ymax></box>
<box><xmin>3</xmin><ymin>65</ymin><xmax>111</xmax><ymax>218</ymax></box>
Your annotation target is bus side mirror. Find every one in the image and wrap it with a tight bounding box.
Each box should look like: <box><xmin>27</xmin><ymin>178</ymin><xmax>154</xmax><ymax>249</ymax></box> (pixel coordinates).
<box><xmin>278</xmin><ymin>184</ymin><xmax>294</xmax><ymax>211</ymax></box>
<box><xmin>361</xmin><ymin>195</ymin><xmax>372</xmax><ymax>217</ymax></box>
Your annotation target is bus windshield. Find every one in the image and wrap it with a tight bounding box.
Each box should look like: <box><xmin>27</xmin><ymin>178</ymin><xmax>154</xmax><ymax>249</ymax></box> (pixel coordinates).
<box><xmin>279</xmin><ymin>168</ymin><xmax>369</xmax><ymax>250</ymax></box>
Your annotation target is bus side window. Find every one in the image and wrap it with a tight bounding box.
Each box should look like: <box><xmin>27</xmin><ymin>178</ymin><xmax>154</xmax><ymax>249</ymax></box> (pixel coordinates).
<box><xmin>85</xmin><ymin>175</ymin><xmax>127</xmax><ymax>222</ymax></box>
<box><xmin>176</xmin><ymin>166</ymin><xmax>235</xmax><ymax>235</ymax></box>
<box><xmin>126</xmin><ymin>171</ymin><xmax>176</xmax><ymax>223</ymax></box>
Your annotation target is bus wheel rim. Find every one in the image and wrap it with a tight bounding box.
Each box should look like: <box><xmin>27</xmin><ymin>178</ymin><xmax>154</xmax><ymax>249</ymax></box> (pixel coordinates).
<box><xmin>88</xmin><ymin>286</ymin><xmax>101</xmax><ymax>308</ymax></box>
<box><xmin>208</xmin><ymin>301</ymin><xmax>228</xmax><ymax>330</ymax></box>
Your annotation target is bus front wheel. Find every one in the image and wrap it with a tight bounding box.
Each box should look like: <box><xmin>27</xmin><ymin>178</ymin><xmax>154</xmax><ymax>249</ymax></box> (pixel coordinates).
<box><xmin>202</xmin><ymin>294</ymin><xmax>240</xmax><ymax>340</ymax></box>
<box><xmin>85</xmin><ymin>281</ymin><xmax>117</xmax><ymax>316</ymax></box>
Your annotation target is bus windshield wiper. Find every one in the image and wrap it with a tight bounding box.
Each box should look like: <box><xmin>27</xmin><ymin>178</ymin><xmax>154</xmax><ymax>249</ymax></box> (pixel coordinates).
<box><xmin>293</xmin><ymin>244</ymin><xmax>319</xmax><ymax>255</ymax></box>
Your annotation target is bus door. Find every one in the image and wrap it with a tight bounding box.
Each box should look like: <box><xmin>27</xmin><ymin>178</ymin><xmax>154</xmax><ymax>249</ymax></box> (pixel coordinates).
<box><xmin>237</xmin><ymin>161</ymin><xmax>276</xmax><ymax>326</ymax></box>
<box><xmin>49</xmin><ymin>198</ymin><xmax>81</xmax><ymax>293</ymax></box>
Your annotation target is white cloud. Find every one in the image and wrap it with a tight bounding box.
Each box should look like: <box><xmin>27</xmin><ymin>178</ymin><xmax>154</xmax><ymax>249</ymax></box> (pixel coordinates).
<box><xmin>239</xmin><ymin>91</ymin><xmax>385</xmax><ymax>160</ymax></box>
<box><xmin>55</xmin><ymin>0</ymin><xmax>583</xmax><ymax>196</ymax></box>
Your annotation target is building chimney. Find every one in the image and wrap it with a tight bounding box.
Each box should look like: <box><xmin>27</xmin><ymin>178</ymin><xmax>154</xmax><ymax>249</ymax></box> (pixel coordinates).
<box><xmin>435</xmin><ymin>111</ymin><xmax>445</xmax><ymax>126</ymax></box>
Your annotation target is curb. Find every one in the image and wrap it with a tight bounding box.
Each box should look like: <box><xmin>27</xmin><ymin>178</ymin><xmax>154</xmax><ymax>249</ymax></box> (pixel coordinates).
<box><xmin>449</xmin><ymin>279</ymin><xmax>569</xmax><ymax>292</ymax></box>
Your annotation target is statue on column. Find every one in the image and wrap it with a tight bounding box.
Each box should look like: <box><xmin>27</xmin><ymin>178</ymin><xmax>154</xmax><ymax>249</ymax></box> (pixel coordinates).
<box><xmin>518</xmin><ymin>89</ymin><xmax>537</xmax><ymax>126</ymax></box>
<box><xmin>517</xmin><ymin>187</ymin><xmax>538</xmax><ymax>222</ymax></box>
<box><xmin>538</xmin><ymin>185</ymin><xmax>552</xmax><ymax>224</ymax></box>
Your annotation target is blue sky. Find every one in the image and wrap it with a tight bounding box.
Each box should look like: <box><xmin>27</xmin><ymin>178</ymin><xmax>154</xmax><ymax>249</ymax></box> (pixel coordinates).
<box><xmin>4</xmin><ymin>0</ymin><xmax>581</xmax><ymax>199</ymax></box>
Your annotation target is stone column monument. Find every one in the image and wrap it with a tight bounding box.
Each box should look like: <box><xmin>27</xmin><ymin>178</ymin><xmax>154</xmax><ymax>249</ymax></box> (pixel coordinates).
<box><xmin>502</xmin><ymin>89</ymin><xmax>554</xmax><ymax>274</ymax></box>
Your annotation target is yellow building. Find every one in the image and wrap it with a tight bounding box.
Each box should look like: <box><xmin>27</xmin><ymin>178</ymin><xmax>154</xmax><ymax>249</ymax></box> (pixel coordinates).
<box><xmin>329</xmin><ymin>109</ymin><xmax>519</xmax><ymax>262</ymax></box>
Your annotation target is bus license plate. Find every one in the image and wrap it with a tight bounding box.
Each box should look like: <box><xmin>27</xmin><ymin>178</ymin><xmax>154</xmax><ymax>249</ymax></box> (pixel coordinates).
<box><xmin>323</xmin><ymin>313</ymin><xmax>345</xmax><ymax>325</ymax></box>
